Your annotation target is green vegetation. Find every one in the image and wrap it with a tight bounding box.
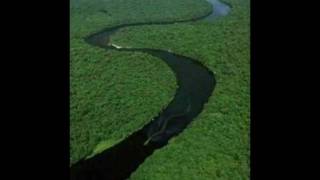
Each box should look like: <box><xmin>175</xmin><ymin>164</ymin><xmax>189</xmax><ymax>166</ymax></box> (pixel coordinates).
<box><xmin>70</xmin><ymin>47</ymin><xmax>178</xmax><ymax>165</ymax></box>
<box><xmin>71</xmin><ymin>0</ymin><xmax>249</xmax><ymax>178</ymax></box>
<box><xmin>110</xmin><ymin>0</ymin><xmax>250</xmax><ymax>179</ymax></box>
<box><xmin>70</xmin><ymin>0</ymin><xmax>214</xmax><ymax>166</ymax></box>
<box><xmin>70</xmin><ymin>0</ymin><xmax>211</xmax><ymax>38</ymax></box>
<box><xmin>86</xmin><ymin>138</ymin><xmax>119</xmax><ymax>159</ymax></box>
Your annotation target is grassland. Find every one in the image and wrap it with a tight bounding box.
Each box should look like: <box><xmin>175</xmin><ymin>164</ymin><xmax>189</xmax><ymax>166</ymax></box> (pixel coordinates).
<box><xmin>70</xmin><ymin>0</ymin><xmax>213</xmax><ymax>166</ymax></box>
<box><xmin>110</xmin><ymin>0</ymin><xmax>250</xmax><ymax>179</ymax></box>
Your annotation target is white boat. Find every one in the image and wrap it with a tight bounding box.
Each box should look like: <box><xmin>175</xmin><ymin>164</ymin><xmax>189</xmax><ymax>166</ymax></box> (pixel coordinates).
<box><xmin>111</xmin><ymin>43</ymin><xmax>122</xmax><ymax>49</ymax></box>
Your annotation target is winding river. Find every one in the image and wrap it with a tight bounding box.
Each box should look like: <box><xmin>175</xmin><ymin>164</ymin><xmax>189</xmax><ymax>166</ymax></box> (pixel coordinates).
<box><xmin>71</xmin><ymin>0</ymin><xmax>231</xmax><ymax>179</ymax></box>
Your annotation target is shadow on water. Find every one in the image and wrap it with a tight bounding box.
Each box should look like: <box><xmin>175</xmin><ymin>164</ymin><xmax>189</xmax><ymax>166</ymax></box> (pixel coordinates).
<box><xmin>71</xmin><ymin>0</ymin><xmax>230</xmax><ymax>179</ymax></box>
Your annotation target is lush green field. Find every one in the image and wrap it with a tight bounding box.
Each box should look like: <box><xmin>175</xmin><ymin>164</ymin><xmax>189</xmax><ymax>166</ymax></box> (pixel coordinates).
<box><xmin>70</xmin><ymin>0</ymin><xmax>213</xmax><ymax>166</ymax></box>
<box><xmin>110</xmin><ymin>0</ymin><xmax>250</xmax><ymax>179</ymax></box>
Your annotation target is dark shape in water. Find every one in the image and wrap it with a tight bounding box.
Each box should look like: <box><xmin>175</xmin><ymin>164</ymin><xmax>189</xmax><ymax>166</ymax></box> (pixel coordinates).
<box><xmin>144</xmin><ymin>98</ymin><xmax>191</xmax><ymax>146</ymax></box>
<box><xmin>71</xmin><ymin>0</ymin><xmax>230</xmax><ymax>179</ymax></box>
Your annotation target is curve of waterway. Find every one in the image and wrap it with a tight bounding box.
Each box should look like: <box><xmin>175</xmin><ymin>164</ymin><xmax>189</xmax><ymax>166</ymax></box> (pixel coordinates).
<box><xmin>71</xmin><ymin>0</ymin><xmax>231</xmax><ymax>179</ymax></box>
